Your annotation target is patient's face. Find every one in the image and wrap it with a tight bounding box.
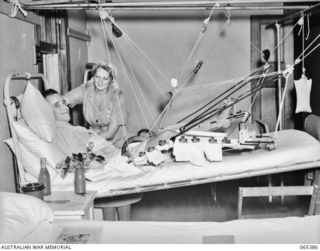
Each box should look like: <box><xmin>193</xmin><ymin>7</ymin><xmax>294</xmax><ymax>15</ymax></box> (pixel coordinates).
<box><xmin>46</xmin><ymin>94</ymin><xmax>71</xmax><ymax>122</ymax></box>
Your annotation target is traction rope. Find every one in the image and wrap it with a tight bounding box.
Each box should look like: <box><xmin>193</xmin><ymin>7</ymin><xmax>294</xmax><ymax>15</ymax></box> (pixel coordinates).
<box><xmin>178</xmin><ymin>3</ymin><xmax>217</xmax><ymax>80</ymax></box>
<box><xmin>273</xmin><ymin>67</ymin><xmax>293</xmax><ymax>139</ymax></box>
<box><xmin>102</xmin><ymin>18</ymin><xmax>152</xmax><ymax>132</ymax></box>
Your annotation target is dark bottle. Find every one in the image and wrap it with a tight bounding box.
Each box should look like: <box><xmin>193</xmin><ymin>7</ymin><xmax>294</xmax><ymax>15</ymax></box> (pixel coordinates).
<box><xmin>38</xmin><ymin>158</ymin><xmax>51</xmax><ymax>197</ymax></box>
<box><xmin>74</xmin><ymin>163</ymin><xmax>86</xmax><ymax>194</ymax></box>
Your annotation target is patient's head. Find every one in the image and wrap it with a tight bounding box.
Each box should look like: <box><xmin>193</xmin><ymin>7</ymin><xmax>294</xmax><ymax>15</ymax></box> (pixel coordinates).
<box><xmin>43</xmin><ymin>89</ymin><xmax>70</xmax><ymax>122</ymax></box>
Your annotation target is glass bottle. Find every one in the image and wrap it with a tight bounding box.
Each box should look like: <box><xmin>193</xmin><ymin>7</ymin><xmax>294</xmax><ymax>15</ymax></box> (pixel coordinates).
<box><xmin>74</xmin><ymin>163</ymin><xmax>86</xmax><ymax>194</ymax></box>
<box><xmin>38</xmin><ymin>158</ymin><xmax>51</xmax><ymax>197</ymax></box>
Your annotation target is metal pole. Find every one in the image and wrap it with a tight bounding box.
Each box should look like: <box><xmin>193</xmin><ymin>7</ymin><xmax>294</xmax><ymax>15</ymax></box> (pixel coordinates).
<box><xmin>24</xmin><ymin>5</ymin><xmax>310</xmax><ymax>10</ymax></box>
<box><xmin>22</xmin><ymin>0</ymin><xmax>320</xmax><ymax>7</ymax></box>
<box><xmin>275</xmin><ymin>22</ymin><xmax>282</xmax><ymax>131</ymax></box>
<box><xmin>267</xmin><ymin>2</ymin><xmax>320</xmax><ymax>26</ymax></box>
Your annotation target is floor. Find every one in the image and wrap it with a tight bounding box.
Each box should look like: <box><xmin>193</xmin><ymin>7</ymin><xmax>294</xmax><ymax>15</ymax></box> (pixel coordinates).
<box><xmin>130</xmin><ymin>172</ymin><xmax>310</xmax><ymax>222</ymax></box>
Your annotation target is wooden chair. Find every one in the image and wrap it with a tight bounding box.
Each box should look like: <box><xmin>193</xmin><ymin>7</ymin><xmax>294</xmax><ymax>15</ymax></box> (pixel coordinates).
<box><xmin>237</xmin><ymin>185</ymin><xmax>320</xmax><ymax>219</ymax></box>
<box><xmin>94</xmin><ymin>193</ymin><xmax>143</xmax><ymax>221</ymax></box>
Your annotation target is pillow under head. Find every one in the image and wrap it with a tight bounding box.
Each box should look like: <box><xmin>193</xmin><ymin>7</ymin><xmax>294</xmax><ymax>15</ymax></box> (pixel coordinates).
<box><xmin>11</xmin><ymin>120</ymin><xmax>65</xmax><ymax>179</ymax></box>
<box><xmin>21</xmin><ymin>82</ymin><xmax>56</xmax><ymax>142</ymax></box>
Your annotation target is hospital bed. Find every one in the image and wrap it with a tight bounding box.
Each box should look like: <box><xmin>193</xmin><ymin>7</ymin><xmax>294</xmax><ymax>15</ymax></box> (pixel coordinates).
<box><xmin>1</xmin><ymin>191</ymin><xmax>319</xmax><ymax>244</ymax></box>
<box><xmin>3</xmin><ymin>73</ymin><xmax>320</xmax><ymax>198</ymax></box>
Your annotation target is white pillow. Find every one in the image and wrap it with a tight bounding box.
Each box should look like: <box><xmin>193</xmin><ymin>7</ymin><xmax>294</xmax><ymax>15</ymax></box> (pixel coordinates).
<box><xmin>4</xmin><ymin>138</ymin><xmax>57</xmax><ymax>181</ymax></box>
<box><xmin>12</xmin><ymin>120</ymin><xmax>66</xmax><ymax>177</ymax></box>
<box><xmin>21</xmin><ymin>82</ymin><xmax>56</xmax><ymax>142</ymax></box>
<box><xmin>0</xmin><ymin>192</ymin><xmax>54</xmax><ymax>243</ymax></box>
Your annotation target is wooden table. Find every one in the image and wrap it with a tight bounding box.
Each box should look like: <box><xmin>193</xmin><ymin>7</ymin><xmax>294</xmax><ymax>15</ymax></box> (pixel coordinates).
<box><xmin>46</xmin><ymin>191</ymin><xmax>96</xmax><ymax>220</ymax></box>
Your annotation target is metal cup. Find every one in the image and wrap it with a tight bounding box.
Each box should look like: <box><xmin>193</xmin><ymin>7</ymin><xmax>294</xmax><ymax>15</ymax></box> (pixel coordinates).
<box><xmin>21</xmin><ymin>183</ymin><xmax>45</xmax><ymax>200</ymax></box>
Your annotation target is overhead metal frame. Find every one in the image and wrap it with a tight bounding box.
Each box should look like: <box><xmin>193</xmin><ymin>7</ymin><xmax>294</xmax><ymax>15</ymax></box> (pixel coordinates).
<box><xmin>20</xmin><ymin>0</ymin><xmax>320</xmax><ymax>11</ymax></box>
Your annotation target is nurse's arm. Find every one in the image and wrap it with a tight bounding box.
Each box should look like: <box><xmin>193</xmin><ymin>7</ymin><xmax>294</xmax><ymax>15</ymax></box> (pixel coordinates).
<box><xmin>100</xmin><ymin>119</ymin><xmax>120</xmax><ymax>140</ymax></box>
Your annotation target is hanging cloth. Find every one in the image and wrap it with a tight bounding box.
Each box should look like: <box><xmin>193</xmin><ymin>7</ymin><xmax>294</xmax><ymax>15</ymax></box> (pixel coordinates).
<box><xmin>294</xmin><ymin>76</ymin><xmax>312</xmax><ymax>113</ymax></box>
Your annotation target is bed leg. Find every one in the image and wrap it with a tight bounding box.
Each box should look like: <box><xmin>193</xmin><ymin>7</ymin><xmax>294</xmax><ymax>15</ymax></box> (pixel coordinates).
<box><xmin>237</xmin><ymin>188</ymin><xmax>243</xmax><ymax>219</ymax></box>
<box><xmin>314</xmin><ymin>189</ymin><xmax>320</xmax><ymax>215</ymax></box>
<box><xmin>304</xmin><ymin>172</ymin><xmax>313</xmax><ymax>186</ymax></box>
<box><xmin>211</xmin><ymin>183</ymin><xmax>217</xmax><ymax>202</ymax></box>
<box><xmin>268</xmin><ymin>175</ymin><xmax>273</xmax><ymax>203</ymax></box>
<box><xmin>280</xmin><ymin>175</ymin><xmax>284</xmax><ymax>205</ymax></box>
<box><xmin>312</xmin><ymin>169</ymin><xmax>320</xmax><ymax>186</ymax></box>
<box><xmin>115</xmin><ymin>208</ymin><xmax>120</xmax><ymax>221</ymax></box>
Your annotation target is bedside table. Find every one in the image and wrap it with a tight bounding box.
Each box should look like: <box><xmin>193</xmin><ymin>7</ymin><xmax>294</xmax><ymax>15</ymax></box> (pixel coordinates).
<box><xmin>46</xmin><ymin>191</ymin><xmax>97</xmax><ymax>220</ymax></box>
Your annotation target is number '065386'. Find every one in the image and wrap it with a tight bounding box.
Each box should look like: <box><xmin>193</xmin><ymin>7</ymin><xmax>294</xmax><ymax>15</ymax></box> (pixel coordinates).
<box><xmin>300</xmin><ymin>245</ymin><xmax>318</xmax><ymax>250</ymax></box>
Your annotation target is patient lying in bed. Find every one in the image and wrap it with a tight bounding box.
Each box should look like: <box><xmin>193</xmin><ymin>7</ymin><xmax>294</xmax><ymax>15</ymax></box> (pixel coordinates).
<box><xmin>43</xmin><ymin>89</ymin><xmax>117</xmax><ymax>159</ymax></box>
<box><xmin>5</xmin><ymin>83</ymin><xmax>145</xmax><ymax>186</ymax></box>
<box><xmin>42</xmin><ymin>89</ymin><xmax>146</xmax><ymax>181</ymax></box>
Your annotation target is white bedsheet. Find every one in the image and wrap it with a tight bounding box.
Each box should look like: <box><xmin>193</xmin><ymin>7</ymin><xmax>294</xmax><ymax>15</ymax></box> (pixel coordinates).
<box><xmin>52</xmin><ymin>130</ymin><xmax>320</xmax><ymax>197</ymax></box>
<box><xmin>20</xmin><ymin>215</ymin><xmax>320</xmax><ymax>244</ymax></box>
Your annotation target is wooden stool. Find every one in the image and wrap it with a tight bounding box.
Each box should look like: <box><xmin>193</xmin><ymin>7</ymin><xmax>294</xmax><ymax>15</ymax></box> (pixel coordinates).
<box><xmin>94</xmin><ymin>193</ymin><xmax>143</xmax><ymax>221</ymax></box>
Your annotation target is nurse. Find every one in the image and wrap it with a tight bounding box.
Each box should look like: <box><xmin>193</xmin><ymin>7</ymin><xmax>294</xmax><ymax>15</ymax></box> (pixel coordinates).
<box><xmin>64</xmin><ymin>62</ymin><xmax>128</xmax><ymax>148</ymax></box>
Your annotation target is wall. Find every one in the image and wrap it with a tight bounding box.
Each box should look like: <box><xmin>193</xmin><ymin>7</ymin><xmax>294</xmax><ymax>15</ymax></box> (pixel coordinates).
<box><xmin>292</xmin><ymin>13</ymin><xmax>320</xmax><ymax>131</ymax></box>
<box><xmin>0</xmin><ymin>13</ymin><xmax>38</xmax><ymax>192</ymax></box>
<box><xmin>67</xmin><ymin>10</ymin><xmax>88</xmax><ymax>126</ymax></box>
<box><xmin>303</xmin><ymin>14</ymin><xmax>320</xmax><ymax>117</ymax></box>
<box><xmin>251</xmin><ymin>16</ymin><xmax>294</xmax><ymax>132</ymax></box>
<box><xmin>86</xmin><ymin>11</ymin><xmax>251</xmax><ymax>133</ymax></box>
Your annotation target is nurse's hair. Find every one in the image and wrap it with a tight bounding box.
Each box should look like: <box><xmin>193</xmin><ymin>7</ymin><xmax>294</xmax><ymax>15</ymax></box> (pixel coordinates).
<box><xmin>91</xmin><ymin>61</ymin><xmax>120</xmax><ymax>90</ymax></box>
<box><xmin>92</xmin><ymin>61</ymin><xmax>117</xmax><ymax>81</ymax></box>
<box><xmin>43</xmin><ymin>88</ymin><xmax>58</xmax><ymax>98</ymax></box>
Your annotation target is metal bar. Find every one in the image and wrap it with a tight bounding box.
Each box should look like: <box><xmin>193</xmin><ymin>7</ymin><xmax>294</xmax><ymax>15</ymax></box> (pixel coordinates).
<box><xmin>179</xmin><ymin>65</ymin><xmax>269</xmax><ymax>125</ymax></box>
<box><xmin>271</xmin><ymin>2</ymin><xmax>320</xmax><ymax>25</ymax></box>
<box><xmin>22</xmin><ymin>0</ymin><xmax>87</xmax><ymax>5</ymax></box>
<box><xmin>3</xmin><ymin>73</ymin><xmax>47</xmax><ymax>189</ymax></box>
<box><xmin>95</xmin><ymin>162</ymin><xmax>320</xmax><ymax>198</ymax></box>
<box><xmin>9</xmin><ymin>73</ymin><xmax>45</xmax><ymax>80</ymax></box>
<box><xmin>67</xmin><ymin>28</ymin><xmax>91</xmax><ymax>42</ymax></box>
<box><xmin>178</xmin><ymin>74</ymin><xmax>280</xmax><ymax>135</ymax></box>
<box><xmin>180</xmin><ymin>68</ymin><xmax>277</xmax><ymax>129</ymax></box>
<box><xmin>22</xmin><ymin>0</ymin><xmax>320</xmax><ymax>7</ymax></box>
<box><xmin>24</xmin><ymin>5</ymin><xmax>309</xmax><ymax>11</ymax></box>
<box><xmin>178</xmin><ymin>66</ymin><xmax>267</xmax><ymax>124</ymax></box>
<box><xmin>276</xmin><ymin>23</ymin><xmax>282</xmax><ymax>131</ymax></box>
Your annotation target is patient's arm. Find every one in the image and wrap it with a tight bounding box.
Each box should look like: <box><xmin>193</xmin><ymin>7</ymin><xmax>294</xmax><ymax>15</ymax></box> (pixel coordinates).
<box><xmin>63</xmin><ymin>85</ymin><xmax>84</xmax><ymax>108</ymax></box>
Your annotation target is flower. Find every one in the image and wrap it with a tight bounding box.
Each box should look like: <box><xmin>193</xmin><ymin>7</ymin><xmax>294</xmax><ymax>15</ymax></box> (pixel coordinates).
<box><xmin>56</xmin><ymin>142</ymin><xmax>105</xmax><ymax>179</ymax></box>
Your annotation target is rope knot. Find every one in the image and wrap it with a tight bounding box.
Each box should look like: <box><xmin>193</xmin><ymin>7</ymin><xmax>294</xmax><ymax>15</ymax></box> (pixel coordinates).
<box><xmin>99</xmin><ymin>8</ymin><xmax>111</xmax><ymax>20</ymax></box>
<box><xmin>283</xmin><ymin>65</ymin><xmax>293</xmax><ymax>78</ymax></box>
<box><xmin>201</xmin><ymin>17</ymin><xmax>210</xmax><ymax>33</ymax></box>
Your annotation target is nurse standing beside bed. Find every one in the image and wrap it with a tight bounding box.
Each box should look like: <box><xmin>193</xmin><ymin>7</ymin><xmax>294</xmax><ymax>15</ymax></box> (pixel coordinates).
<box><xmin>63</xmin><ymin>62</ymin><xmax>129</xmax><ymax>148</ymax></box>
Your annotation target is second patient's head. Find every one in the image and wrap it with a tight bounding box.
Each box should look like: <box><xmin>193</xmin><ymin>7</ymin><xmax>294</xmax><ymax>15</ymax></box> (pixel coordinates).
<box><xmin>43</xmin><ymin>89</ymin><xmax>71</xmax><ymax>122</ymax></box>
